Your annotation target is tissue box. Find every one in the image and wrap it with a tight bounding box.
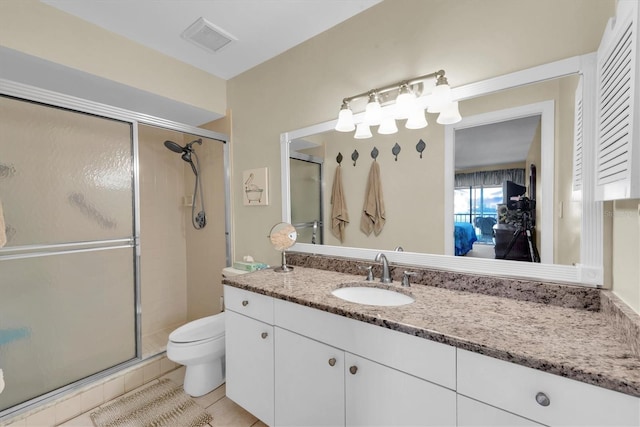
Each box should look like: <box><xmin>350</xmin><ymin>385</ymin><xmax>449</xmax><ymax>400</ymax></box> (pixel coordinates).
<box><xmin>233</xmin><ymin>261</ymin><xmax>269</xmax><ymax>272</ymax></box>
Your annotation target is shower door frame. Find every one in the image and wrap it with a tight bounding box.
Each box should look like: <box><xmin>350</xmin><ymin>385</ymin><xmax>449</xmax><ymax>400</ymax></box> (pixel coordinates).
<box><xmin>0</xmin><ymin>78</ymin><xmax>231</xmax><ymax>420</ymax></box>
<box><xmin>289</xmin><ymin>152</ymin><xmax>324</xmax><ymax>244</ymax></box>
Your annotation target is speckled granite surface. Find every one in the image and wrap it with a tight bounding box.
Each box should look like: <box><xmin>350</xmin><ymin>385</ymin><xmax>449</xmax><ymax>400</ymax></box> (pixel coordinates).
<box><xmin>286</xmin><ymin>253</ymin><xmax>602</xmax><ymax>310</ymax></box>
<box><xmin>224</xmin><ymin>266</ymin><xmax>640</xmax><ymax>398</ymax></box>
<box><xmin>601</xmin><ymin>290</ymin><xmax>640</xmax><ymax>359</ymax></box>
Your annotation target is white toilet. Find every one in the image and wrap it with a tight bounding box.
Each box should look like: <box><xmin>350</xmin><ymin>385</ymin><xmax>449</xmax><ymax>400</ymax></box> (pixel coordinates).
<box><xmin>166</xmin><ymin>312</ymin><xmax>226</xmax><ymax>397</ymax></box>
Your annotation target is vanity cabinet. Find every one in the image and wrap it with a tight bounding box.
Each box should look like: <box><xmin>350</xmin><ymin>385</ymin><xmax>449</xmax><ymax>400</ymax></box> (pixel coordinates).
<box><xmin>457</xmin><ymin>349</ymin><xmax>640</xmax><ymax>426</ymax></box>
<box><xmin>274</xmin><ymin>326</ymin><xmax>456</xmax><ymax>426</ymax></box>
<box><xmin>225</xmin><ymin>286</ymin><xmax>640</xmax><ymax>427</ymax></box>
<box><xmin>273</xmin><ymin>298</ymin><xmax>456</xmax><ymax>426</ymax></box>
<box><xmin>224</xmin><ymin>287</ymin><xmax>275</xmax><ymax>426</ymax></box>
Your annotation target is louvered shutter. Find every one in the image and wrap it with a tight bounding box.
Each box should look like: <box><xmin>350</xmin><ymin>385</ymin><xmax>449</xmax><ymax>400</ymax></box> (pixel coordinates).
<box><xmin>572</xmin><ymin>77</ymin><xmax>583</xmax><ymax>199</ymax></box>
<box><xmin>595</xmin><ymin>0</ymin><xmax>640</xmax><ymax>200</ymax></box>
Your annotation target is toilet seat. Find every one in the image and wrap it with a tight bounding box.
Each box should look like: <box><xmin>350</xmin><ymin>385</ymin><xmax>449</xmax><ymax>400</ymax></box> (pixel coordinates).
<box><xmin>169</xmin><ymin>313</ymin><xmax>225</xmax><ymax>344</ymax></box>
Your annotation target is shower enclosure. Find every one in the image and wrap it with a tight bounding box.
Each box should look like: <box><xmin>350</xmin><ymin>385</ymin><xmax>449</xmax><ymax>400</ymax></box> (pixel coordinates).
<box><xmin>0</xmin><ymin>95</ymin><xmax>137</xmax><ymax>415</ymax></box>
<box><xmin>0</xmin><ymin>81</ymin><xmax>230</xmax><ymax>420</ymax></box>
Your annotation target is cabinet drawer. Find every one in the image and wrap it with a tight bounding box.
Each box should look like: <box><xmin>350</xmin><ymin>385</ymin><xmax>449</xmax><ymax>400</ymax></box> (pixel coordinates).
<box><xmin>275</xmin><ymin>298</ymin><xmax>456</xmax><ymax>389</ymax></box>
<box><xmin>457</xmin><ymin>349</ymin><xmax>640</xmax><ymax>426</ymax></box>
<box><xmin>224</xmin><ymin>285</ymin><xmax>274</xmax><ymax>324</ymax></box>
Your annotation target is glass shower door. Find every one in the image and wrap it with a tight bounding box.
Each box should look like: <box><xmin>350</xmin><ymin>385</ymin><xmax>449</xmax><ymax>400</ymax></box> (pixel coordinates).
<box><xmin>290</xmin><ymin>157</ymin><xmax>323</xmax><ymax>244</ymax></box>
<box><xmin>0</xmin><ymin>96</ymin><xmax>137</xmax><ymax>414</ymax></box>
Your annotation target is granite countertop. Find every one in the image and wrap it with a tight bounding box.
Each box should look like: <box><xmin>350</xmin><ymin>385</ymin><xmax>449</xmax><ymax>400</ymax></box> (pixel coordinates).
<box><xmin>223</xmin><ymin>266</ymin><xmax>640</xmax><ymax>398</ymax></box>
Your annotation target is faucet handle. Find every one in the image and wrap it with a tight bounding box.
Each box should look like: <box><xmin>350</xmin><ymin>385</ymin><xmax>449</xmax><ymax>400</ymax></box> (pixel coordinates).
<box><xmin>402</xmin><ymin>271</ymin><xmax>417</xmax><ymax>287</ymax></box>
<box><xmin>359</xmin><ymin>265</ymin><xmax>375</xmax><ymax>281</ymax></box>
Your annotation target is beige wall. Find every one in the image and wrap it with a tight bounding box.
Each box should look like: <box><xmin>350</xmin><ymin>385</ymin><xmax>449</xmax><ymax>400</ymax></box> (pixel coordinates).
<box><xmin>321</xmin><ymin>126</ymin><xmax>444</xmax><ymax>253</ymax></box>
<box><xmin>228</xmin><ymin>0</ymin><xmax>614</xmax><ymax>268</ymax></box>
<box><xmin>612</xmin><ymin>200</ymin><xmax>640</xmax><ymax>311</ymax></box>
<box><xmin>0</xmin><ymin>0</ymin><xmax>226</xmax><ymax>115</ymax></box>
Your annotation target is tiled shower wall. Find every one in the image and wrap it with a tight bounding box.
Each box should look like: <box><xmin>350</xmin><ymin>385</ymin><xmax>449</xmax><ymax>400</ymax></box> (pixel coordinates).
<box><xmin>138</xmin><ymin>123</ymin><xmax>227</xmax><ymax>355</ymax></box>
<box><xmin>138</xmin><ymin>125</ymin><xmax>189</xmax><ymax>351</ymax></box>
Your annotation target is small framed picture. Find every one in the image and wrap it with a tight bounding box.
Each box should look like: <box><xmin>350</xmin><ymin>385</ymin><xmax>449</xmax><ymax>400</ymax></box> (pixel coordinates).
<box><xmin>243</xmin><ymin>167</ymin><xmax>269</xmax><ymax>206</ymax></box>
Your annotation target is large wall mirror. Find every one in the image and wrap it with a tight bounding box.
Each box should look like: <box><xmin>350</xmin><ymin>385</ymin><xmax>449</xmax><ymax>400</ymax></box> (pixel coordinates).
<box><xmin>280</xmin><ymin>54</ymin><xmax>603</xmax><ymax>286</ymax></box>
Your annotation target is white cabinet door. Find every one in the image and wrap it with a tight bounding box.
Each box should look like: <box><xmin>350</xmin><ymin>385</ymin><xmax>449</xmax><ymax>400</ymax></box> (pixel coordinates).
<box><xmin>225</xmin><ymin>310</ymin><xmax>274</xmax><ymax>426</ymax></box>
<box><xmin>274</xmin><ymin>327</ymin><xmax>345</xmax><ymax>427</ymax></box>
<box><xmin>457</xmin><ymin>395</ymin><xmax>543</xmax><ymax>426</ymax></box>
<box><xmin>345</xmin><ymin>353</ymin><xmax>456</xmax><ymax>427</ymax></box>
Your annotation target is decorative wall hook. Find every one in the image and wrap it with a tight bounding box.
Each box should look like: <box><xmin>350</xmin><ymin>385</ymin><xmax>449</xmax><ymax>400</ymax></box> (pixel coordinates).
<box><xmin>392</xmin><ymin>143</ymin><xmax>401</xmax><ymax>161</ymax></box>
<box><xmin>351</xmin><ymin>149</ymin><xmax>359</xmax><ymax>166</ymax></box>
<box><xmin>371</xmin><ymin>147</ymin><xmax>379</xmax><ymax>160</ymax></box>
<box><xmin>416</xmin><ymin>139</ymin><xmax>426</xmax><ymax>159</ymax></box>
<box><xmin>336</xmin><ymin>152</ymin><xmax>343</xmax><ymax>165</ymax></box>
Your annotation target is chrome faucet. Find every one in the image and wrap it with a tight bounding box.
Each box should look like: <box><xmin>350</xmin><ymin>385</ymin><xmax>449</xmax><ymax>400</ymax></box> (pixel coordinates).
<box><xmin>375</xmin><ymin>253</ymin><xmax>392</xmax><ymax>283</ymax></box>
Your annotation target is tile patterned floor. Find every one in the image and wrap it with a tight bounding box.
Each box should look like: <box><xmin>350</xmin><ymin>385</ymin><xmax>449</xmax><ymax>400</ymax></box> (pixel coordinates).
<box><xmin>58</xmin><ymin>367</ymin><xmax>266</xmax><ymax>427</ymax></box>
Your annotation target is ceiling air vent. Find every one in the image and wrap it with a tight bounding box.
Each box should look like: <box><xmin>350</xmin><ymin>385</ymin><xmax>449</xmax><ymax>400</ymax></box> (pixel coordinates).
<box><xmin>181</xmin><ymin>17</ymin><xmax>236</xmax><ymax>53</ymax></box>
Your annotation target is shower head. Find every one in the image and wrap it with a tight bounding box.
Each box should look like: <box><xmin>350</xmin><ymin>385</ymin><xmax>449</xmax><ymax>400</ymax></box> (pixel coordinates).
<box><xmin>164</xmin><ymin>140</ymin><xmax>184</xmax><ymax>153</ymax></box>
<box><xmin>164</xmin><ymin>139</ymin><xmax>202</xmax><ymax>153</ymax></box>
<box><xmin>165</xmin><ymin>138</ymin><xmax>202</xmax><ymax>176</ymax></box>
<box><xmin>185</xmin><ymin>138</ymin><xmax>203</xmax><ymax>150</ymax></box>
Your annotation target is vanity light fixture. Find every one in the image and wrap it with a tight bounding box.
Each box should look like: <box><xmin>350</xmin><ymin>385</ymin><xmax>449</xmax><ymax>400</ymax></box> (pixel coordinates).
<box><xmin>378</xmin><ymin>116</ymin><xmax>399</xmax><ymax>134</ymax></box>
<box><xmin>335</xmin><ymin>101</ymin><xmax>356</xmax><ymax>132</ymax></box>
<box><xmin>364</xmin><ymin>92</ymin><xmax>383</xmax><ymax>125</ymax></box>
<box><xmin>334</xmin><ymin>70</ymin><xmax>461</xmax><ymax>138</ymax></box>
<box><xmin>354</xmin><ymin>122</ymin><xmax>373</xmax><ymax>139</ymax></box>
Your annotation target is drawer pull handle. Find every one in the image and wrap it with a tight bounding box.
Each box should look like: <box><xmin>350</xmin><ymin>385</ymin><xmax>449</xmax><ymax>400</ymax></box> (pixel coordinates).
<box><xmin>261</xmin><ymin>332</ymin><xmax>268</xmax><ymax>339</ymax></box>
<box><xmin>349</xmin><ymin>366</ymin><xmax>358</xmax><ymax>375</ymax></box>
<box><xmin>328</xmin><ymin>358</ymin><xmax>336</xmax><ymax>367</ymax></box>
<box><xmin>242</xmin><ymin>300</ymin><xmax>249</xmax><ymax>306</ymax></box>
<box><xmin>535</xmin><ymin>392</ymin><xmax>550</xmax><ymax>407</ymax></box>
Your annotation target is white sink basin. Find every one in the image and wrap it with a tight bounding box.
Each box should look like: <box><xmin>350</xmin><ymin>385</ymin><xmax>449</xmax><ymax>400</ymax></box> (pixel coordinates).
<box><xmin>331</xmin><ymin>285</ymin><xmax>415</xmax><ymax>307</ymax></box>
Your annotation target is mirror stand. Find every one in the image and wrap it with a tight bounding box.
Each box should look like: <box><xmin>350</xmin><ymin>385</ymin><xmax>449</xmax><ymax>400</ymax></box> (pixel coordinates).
<box><xmin>269</xmin><ymin>222</ymin><xmax>297</xmax><ymax>273</ymax></box>
<box><xmin>275</xmin><ymin>250</ymin><xmax>294</xmax><ymax>273</ymax></box>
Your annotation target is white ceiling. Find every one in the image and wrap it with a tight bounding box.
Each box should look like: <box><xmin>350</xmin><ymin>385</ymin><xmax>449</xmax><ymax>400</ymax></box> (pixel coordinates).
<box><xmin>41</xmin><ymin>0</ymin><xmax>382</xmax><ymax>80</ymax></box>
<box><xmin>454</xmin><ymin>115</ymin><xmax>541</xmax><ymax>170</ymax></box>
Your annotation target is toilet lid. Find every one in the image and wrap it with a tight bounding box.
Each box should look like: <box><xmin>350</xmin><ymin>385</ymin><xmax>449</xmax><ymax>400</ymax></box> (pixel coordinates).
<box><xmin>169</xmin><ymin>313</ymin><xmax>225</xmax><ymax>343</ymax></box>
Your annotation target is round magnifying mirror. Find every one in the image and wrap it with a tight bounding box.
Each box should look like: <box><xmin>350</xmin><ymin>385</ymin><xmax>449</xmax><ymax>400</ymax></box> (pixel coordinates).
<box><xmin>269</xmin><ymin>222</ymin><xmax>297</xmax><ymax>272</ymax></box>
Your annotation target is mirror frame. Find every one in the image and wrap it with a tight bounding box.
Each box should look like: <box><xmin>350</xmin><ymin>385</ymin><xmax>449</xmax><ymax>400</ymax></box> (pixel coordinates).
<box><xmin>280</xmin><ymin>53</ymin><xmax>603</xmax><ymax>287</ymax></box>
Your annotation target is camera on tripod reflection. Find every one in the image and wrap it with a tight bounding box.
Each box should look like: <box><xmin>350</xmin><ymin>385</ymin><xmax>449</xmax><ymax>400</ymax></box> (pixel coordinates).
<box><xmin>512</xmin><ymin>196</ymin><xmax>536</xmax><ymax>213</ymax></box>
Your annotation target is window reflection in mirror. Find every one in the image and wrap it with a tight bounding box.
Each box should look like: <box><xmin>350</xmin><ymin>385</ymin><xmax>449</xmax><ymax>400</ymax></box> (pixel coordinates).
<box><xmin>288</xmin><ymin>74</ymin><xmax>581</xmax><ymax>266</ymax></box>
